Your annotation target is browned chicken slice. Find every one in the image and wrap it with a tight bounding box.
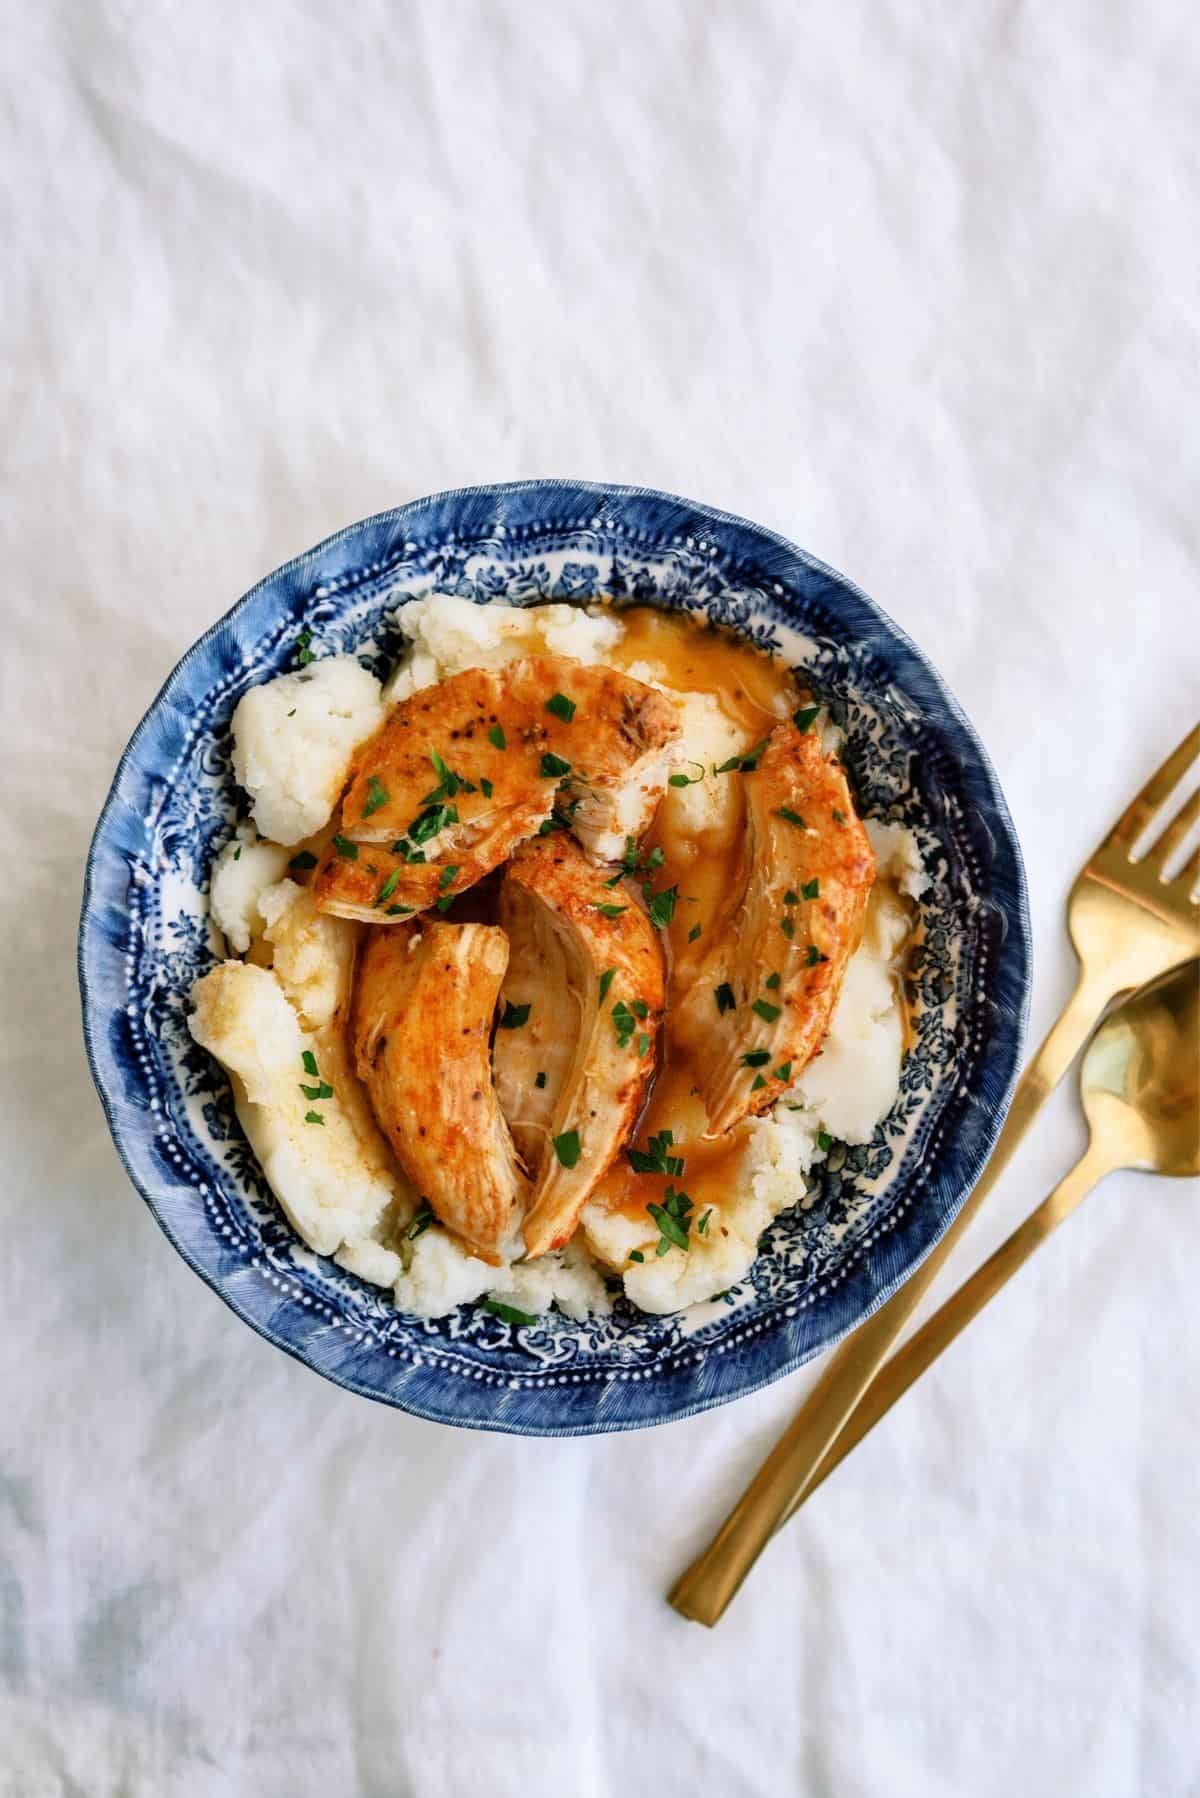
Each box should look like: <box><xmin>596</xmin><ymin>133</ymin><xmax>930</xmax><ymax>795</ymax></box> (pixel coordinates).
<box><xmin>674</xmin><ymin>721</ymin><xmax>875</xmax><ymax>1136</ymax></box>
<box><xmin>314</xmin><ymin>657</ymin><xmax>680</xmax><ymax>921</ymax></box>
<box><xmin>494</xmin><ymin>835</ymin><xmax>667</xmax><ymax>1259</ymax></box>
<box><xmin>352</xmin><ymin>921</ymin><xmax>527</xmax><ymax>1261</ymax></box>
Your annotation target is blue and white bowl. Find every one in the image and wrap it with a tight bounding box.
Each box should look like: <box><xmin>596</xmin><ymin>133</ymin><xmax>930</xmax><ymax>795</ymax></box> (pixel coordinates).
<box><xmin>79</xmin><ymin>480</ymin><xmax>1031</xmax><ymax>1436</ymax></box>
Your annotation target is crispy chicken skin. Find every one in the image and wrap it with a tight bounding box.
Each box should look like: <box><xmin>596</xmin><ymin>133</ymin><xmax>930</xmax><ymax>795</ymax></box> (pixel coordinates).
<box><xmin>675</xmin><ymin>722</ymin><xmax>875</xmax><ymax>1137</ymax></box>
<box><xmin>494</xmin><ymin>836</ymin><xmax>667</xmax><ymax>1259</ymax></box>
<box><xmin>352</xmin><ymin>921</ymin><xmax>527</xmax><ymax>1261</ymax></box>
<box><xmin>313</xmin><ymin>657</ymin><xmax>679</xmax><ymax>921</ymax></box>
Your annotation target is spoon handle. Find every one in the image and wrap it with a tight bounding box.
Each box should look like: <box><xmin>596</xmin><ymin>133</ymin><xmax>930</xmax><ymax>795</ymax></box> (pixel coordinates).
<box><xmin>780</xmin><ymin>1138</ymin><xmax>1116</xmax><ymax>1515</ymax></box>
<box><xmin>668</xmin><ymin>962</ymin><xmax>1118</xmax><ymax>1628</ymax></box>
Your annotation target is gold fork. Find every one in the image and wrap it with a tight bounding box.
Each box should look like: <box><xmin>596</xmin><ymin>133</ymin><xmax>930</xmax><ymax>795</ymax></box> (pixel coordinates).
<box><xmin>670</xmin><ymin>721</ymin><xmax>1200</xmax><ymax>1627</ymax></box>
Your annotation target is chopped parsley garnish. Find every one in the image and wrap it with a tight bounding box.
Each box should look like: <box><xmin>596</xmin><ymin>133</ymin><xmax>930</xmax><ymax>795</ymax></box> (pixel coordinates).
<box><xmin>783</xmin><ymin>888</ymin><xmax>800</xmax><ymax>905</ymax></box>
<box><xmin>484</xmin><ymin>1299</ymin><xmax>538</xmax><ymax>1328</ymax></box>
<box><xmin>630</xmin><ymin>998</ymin><xmax>649</xmax><ymax>1020</ymax></box>
<box><xmin>627</xmin><ymin>1129</ymin><xmax>684</xmax><ymax>1178</ymax></box>
<box><xmin>776</xmin><ymin>806</ymin><xmax>806</xmax><ymax>828</ymax></box>
<box><xmin>233</xmin><ymin>846</ymin><xmax>242</xmax><ymax>861</ymax></box>
<box><xmin>593</xmin><ymin>902</ymin><xmax>627</xmax><ymax>918</ymax></box>
<box><xmin>362</xmin><ymin>775</ymin><xmax>389</xmax><ymax>817</ymax></box>
<box><xmin>438</xmin><ymin>864</ymin><xmax>459</xmax><ymax>890</ymax></box>
<box><xmin>535</xmin><ymin>1071</ymin><xmax>547</xmax><ymax>1090</ymax></box>
<box><xmin>753</xmin><ymin>999</ymin><xmax>781</xmax><ymax>1022</ymax></box>
<box><xmin>751</xmin><ymin>1074</ymin><xmax>767</xmax><ymax>1091</ymax></box>
<box><xmin>636</xmin><ymin>1032</ymin><xmax>651</xmax><ymax>1057</ymax></box>
<box><xmin>332</xmin><ymin>834</ymin><xmax>358</xmax><ymax>860</ymax></box>
<box><xmin>818</xmin><ymin>1129</ymin><xmax>833</xmax><ymax>1154</ymax></box>
<box><xmin>715</xmin><ymin>737</ymin><xmax>771</xmax><ymax>776</ymax></box>
<box><xmin>832</xmin><ymin>807</ymin><xmax>846</xmax><ymax>824</ymax></box>
<box><xmin>409</xmin><ymin>803</ymin><xmax>458</xmax><ymax>844</ymax></box>
<box><xmin>299</xmin><ymin>1080</ymin><xmax>334</xmax><ymax>1101</ymax></box>
<box><xmin>497</xmin><ymin>1001</ymin><xmax>531</xmax><ymax>1030</ymax></box>
<box><xmin>304</xmin><ymin>1110</ymin><xmax>325</xmax><ymax>1125</ymax></box>
<box><xmin>647</xmin><ymin>1184</ymin><xmax>693</xmax><ymax>1253</ymax></box>
<box><xmin>301</xmin><ymin>1050</ymin><xmax>319</xmax><ymax>1077</ymax></box>
<box><xmin>375</xmin><ymin>868</ymin><xmax>402</xmax><ymax>905</ymax></box>
<box><xmin>793</xmin><ymin>705</ymin><xmax>820</xmax><ymax>733</ymax></box>
<box><xmin>611</xmin><ymin>1000</ymin><xmax>636</xmax><ymax>1048</ymax></box>
<box><xmin>741</xmin><ymin>1049</ymin><xmax>770</xmax><ymax>1068</ymax></box>
<box><xmin>420</xmin><ymin>750</ymin><xmax>475</xmax><ymax>807</ymax></box>
<box><xmin>552</xmin><ymin>1129</ymin><xmax>581</xmax><ymax>1169</ymax></box>
<box><xmin>295</xmin><ymin>628</ymin><xmax>315</xmax><ymax>666</ymax></box>
<box><xmin>688</xmin><ymin>922</ymin><xmax>702</xmax><ymax>943</ymax></box>
<box><xmin>488</xmin><ymin>723</ymin><xmax>507</xmax><ymax>750</ymax></box>
<box><xmin>697</xmin><ymin>1209</ymin><xmax>712</xmax><ymax>1236</ymax></box>
<box><xmin>539</xmin><ymin>750</ymin><xmax>572</xmax><ymax>779</ymax></box>
<box><xmin>714</xmin><ymin>983</ymin><xmax>736</xmax><ymax>1015</ymax></box>
<box><xmin>480</xmin><ymin>776</ymin><xmax>494</xmax><ymax>798</ymax></box>
<box><xmin>546</xmin><ymin>692</ymin><xmax>576</xmax><ymax>722</ymax></box>
<box><xmin>406</xmin><ymin>1199</ymin><xmax>436</xmax><ymax>1240</ymax></box>
<box><xmin>780</xmin><ymin>916</ymin><xmax>795</xmax><ymax>939</ymax></box>
<box><xmin>668</xmin><ymin>761</ymin><xmax>706</xmax><ymax>788</ymax></box>
<box><xmin>806</xmin><ymin>943</ymin><xmax>828</xmax><ymax>966</ymax></box>
<box><xmin>628</xmin><ymin>1249</ymin><xmax>645</xmax><ymax>1264</ymax></box>
<box><xmin>385</xmin><ymin>903</ymin><xmax>414</xmax><ymax>916</ymax></box>
<box><xmin>598</xmin><ymin>967</ymin><xmax>617</xmax><ymax>1004</ymax></box>
<box><xmin>289</xmin><ymin>850</ymin><xmax>318</xmax><ymax>872</ymax></box>
<box><xmin>646</xmin><ymin>885</ymin><xmax>678</xmax><ymax>930</ymax></box>
<box><xmin>801</xmin><ymin>877</ymin><xmax>820</xmax><ymax>900</ymax></box>
<box><xmin>765</xmin><ymin>972</ymin><xmax>781</xmax><ymax>989</ymax></box>
<box><xmin>773</xmin><ymin>1061</ymin><xmax>793</xmax><ymax>1082</ymax></box>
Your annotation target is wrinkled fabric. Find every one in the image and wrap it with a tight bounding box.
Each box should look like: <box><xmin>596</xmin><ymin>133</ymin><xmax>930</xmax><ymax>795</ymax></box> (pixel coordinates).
<box><xmin>2</xmin><ymin>2</ymin><xmax>1199</xmax><ymax>1794</ymax></box>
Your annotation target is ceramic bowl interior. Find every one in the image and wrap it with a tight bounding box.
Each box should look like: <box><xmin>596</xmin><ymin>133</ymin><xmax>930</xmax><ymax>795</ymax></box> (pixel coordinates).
<box><xmin>80</xmin><ymin>480</ymin><xmax>1030</xmax><ymax>1435</ymax></box>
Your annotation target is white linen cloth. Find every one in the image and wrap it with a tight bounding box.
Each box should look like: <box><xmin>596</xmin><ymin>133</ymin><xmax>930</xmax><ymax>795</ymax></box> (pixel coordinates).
<box><xmin>3</xmin><ymin>3</ymin><xmax>1198</xmax><ymax>1792</ymax></box>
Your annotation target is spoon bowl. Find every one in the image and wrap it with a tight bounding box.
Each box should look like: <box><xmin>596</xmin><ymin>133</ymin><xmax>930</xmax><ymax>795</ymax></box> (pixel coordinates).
<box><xmin>1081</xmin><ymin>959</ymin><xmax>1200</xmax><ymax>1175</ymax></box>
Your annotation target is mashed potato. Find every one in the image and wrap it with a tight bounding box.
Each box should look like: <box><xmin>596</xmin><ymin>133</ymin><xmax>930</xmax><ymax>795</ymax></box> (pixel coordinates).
<box><xmin>231</xmin><ymin>655</ymin><xmax>385</xmax><ymax>846</ymax></box>
<box><xmin>198</xmin><ymin>598</ymin><xmax>925</xmax><ymax>1322</ymax></box>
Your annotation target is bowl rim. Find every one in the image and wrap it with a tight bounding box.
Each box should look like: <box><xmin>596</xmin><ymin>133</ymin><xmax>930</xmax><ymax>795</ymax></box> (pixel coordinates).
<box><xmin>79</xmin><ymin>477</ymin><xmax>1032</xmax><ymax>1435</ymax></box>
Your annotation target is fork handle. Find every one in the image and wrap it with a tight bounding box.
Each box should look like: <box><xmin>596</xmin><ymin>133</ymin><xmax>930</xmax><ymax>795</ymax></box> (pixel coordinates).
<box><xmin>781</xmin><ymin>1138</ymin><xmax>1117</xmax><ymax>1511</ymax></box>
<box><xmin>668</xmin><ymin>959</ymin><xmax>1121</xmax><ymax>1627</ymax></box>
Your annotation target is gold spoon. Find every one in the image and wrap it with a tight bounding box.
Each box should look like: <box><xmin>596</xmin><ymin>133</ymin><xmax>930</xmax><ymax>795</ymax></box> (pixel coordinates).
<box><xmin>670</xmin><ymin>958</ymin><xmax>1200</xmax><ymax>1626</ymax></box>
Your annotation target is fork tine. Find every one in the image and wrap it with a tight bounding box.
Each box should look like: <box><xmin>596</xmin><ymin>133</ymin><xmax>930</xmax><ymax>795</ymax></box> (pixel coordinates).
<box><xmin>1111</xmin><ymin>722</ymin><xmax>1200</xmax><ymax>851</ymax></box>
<box><xmin>1148</xmin><ymin>787</ymin><xmax>1200</xmax><ymax>875</ymax></box>
<box><xmin>1175</xmin><ymin>846</ymin><xmax>1200</xmax><ymax>897</ymax></box>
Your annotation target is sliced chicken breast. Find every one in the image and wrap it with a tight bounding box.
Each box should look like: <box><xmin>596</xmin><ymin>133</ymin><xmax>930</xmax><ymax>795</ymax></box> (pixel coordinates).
<box><xmin>352</xmin><ymin>921</ymin><xmax>527</xmax><ymax>1261</ymax></box>
<box><xmin>675</xmin><ymin>720</ymin><xmax>876</xmax><ymax>1137</ymax></box>
<box><xmin>495</xmin><ymin>835</ymin><xmax>667</xmax><ymax>1259</ymax></box>
<box><xmin>313</xmin><ymin>656</ymin><xmax>680</xmax><ymax>920</ymax></box>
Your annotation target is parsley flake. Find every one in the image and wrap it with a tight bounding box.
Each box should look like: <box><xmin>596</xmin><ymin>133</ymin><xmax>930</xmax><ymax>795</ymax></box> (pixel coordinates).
<box><xmin>793</xmin><ymin>705</ymin><xmax>820</xmax><ymax>733</ymax></box>
<box><xmin>765</xmin><ymin>972</ymin><xmax>781</xmax><ymax>989</ymax></box>
<box><xmin>636</xmin><ymin>1032</ymin><xmax>651</xmax><ymax>1057</ymax></box>
<box><xmin>776</xmin><ymin>806</ymin><xmax>806</xmax><ymax>828</ymax></box>
<box><xmin>552</xmin><ymin>1129</ymin><xmax>581</xmax><ymax>1169</ymax></box>
<box><xmin>498</xmin><ymin>1001</ymin><xmax>531</xmax><ymax>1030</ymax></box>
<box><xmin>593</xmin><ymin>902</ymin><xmax>628</xmax><ymax>918</ymax></box>
<box><xmin>688</xmin><ymin>922</ymin><xmax>702</xmax><ymax>943</ymax></box>
<box><xmin>714</xmin><ymin>983</ymin><xmax>736</xmax><ymax>1015</ymax></box>
<box><xmin>598</xmin><ymin>967</ymin><xmax>617</xmax><ymax>1004</ymax></box>
<box><xmin>832</xmin><ymin>807</ymin><xmax>846</xmax><ymax>824</ymax></box>
<box><xmin>646</xmin><ymin>885</ymin><xmax>678</xmax><ymax>929</ymax></box>
<box><xmin>539</xmin><ymin>750</ymin><xmax>572</xmax><ymax>779</ymax></box>
<box><xmin>488</xmin><ymin>723</ymin><xmax>506</xmax><ymax>750</ymax></box>
<box><xmin>627</xmin><ymin>1130</ymin><xmax>684</xmax><ymax>1178</ymax></box>
<box><xmin>773</xmin><ymin>1061</ymin><xmax>793</xmax><ymax>1083</ymax></box>
<box><xmin>406</xmin><ymin>1199</ymin><xmax>436</xmax><ymax>1240</ymax></box>
<box><xmin>546</xmin><ymin>692</ymin><xmax>576</xmax><ymax>722</ymax></box>
<box><xmin>304</xmin><ymin>1110</ymin><xmax>325</xmax><ymax>1125</ymax></box>
<box><xmin>332</xmin><ymin>835</ymin><xmax>358</xmax><ymax>860</ymax></box>
<box><xmin>295</xmin><ymin>628</ymin><xmax>315</xmax><ymax>666</ymax></box>
<box><xmin>818</xmin><ymin>1129</ymin><xmax>834</xmax><ymax>1154</ymax></box>
<box><xmin>289</xmin><ymin>850</ymin><xmax>318</xmax><ymax>872</ymax></box>
<box><xmin>629</xmin><ymin>1249</ymin><xmax>645</xmax><ymax>1263</ymax></box>
<box><xmin>783</xmin><ymin>889</ymin><xmax>800</xmax><ymax>905</ymax></box>
<box><xmin>801</xmin><ymin>877</ymin><xmax>820</xmax><ymax>900</ymax></box>
<box><xmin>301</xmin><ymin>1051</ymin><xmax>319</xmax><ymax>1077</ymax></box>
<box><xmin>362</xmin><ymin>775</ymin><xmax>389</xmax><ymax>818</ymax></box>
<box><xmin>741</xmin><ymin>1049</ymin><xmax>770</xmax><ymax>1068</ymax></box>
<box><xmin>375</xmin><ymin>868</ymin><xmax>402</xmax><ymax>905</ymax></box>
<box><xmin>481</xmin><ymin>777</ymin><xmax>494</xmax><ymax>798</ymax></box>
<box><xmin>483</xmin><ymin>1298</ymin><xmax>538</xmax><ymax>1328</ymax></box>
<box><xmin>806</xmin><ymin>943</ymin><xmax>828</xmax><ymax>966</ymax></box>
<box><xmin>535</xmin><ymin>1071</ymin><xmax>547</xmax><ymax>1090</ymax></box>
<box><xmin>753</xmin><ymin>998</ymin><xmax>782</xmax><ymax>1023</ymax></box>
